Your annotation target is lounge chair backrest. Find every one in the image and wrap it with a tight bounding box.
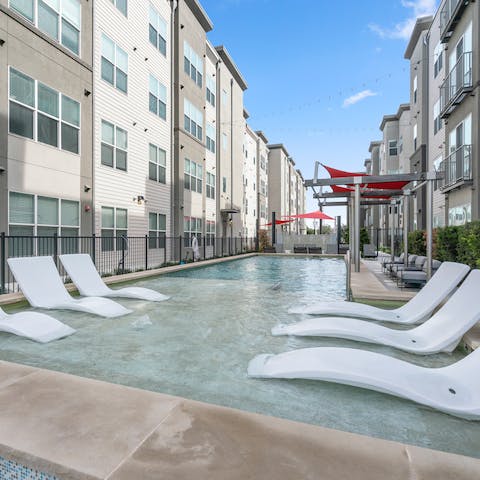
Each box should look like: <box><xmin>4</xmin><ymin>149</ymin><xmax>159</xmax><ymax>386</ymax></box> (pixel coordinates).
<box><xmin>407</xmin><ymin>255</ymin><xmax>417</xmax><ymax>265</ymax></box>
<box><xmin>59</xmin><ymin>254</ymin><xmax>110</xmax><ymax>297</ymax></box>
<box><xmin>397</xmin><ymin>262</ymin><xmax>470</xmax><ymax>323</ymax></box>
<box><xmin>432</xmin><ymin>259</ymin><xmax>442</xmax><ymax>270</ymax></box>
<box><xmin>7</xmin><ymin>256</ymin><xmax>72</xmax><ymax>308</ymax></box>
<box><xmin>414</xmin><ymin>256</ymin><xmax>427</xmax><ymax>268</ymax></box>
<box><xmin>415</xmin><ymin>270</ymin><xmax>480</xmax><ymax>342</ymax></box>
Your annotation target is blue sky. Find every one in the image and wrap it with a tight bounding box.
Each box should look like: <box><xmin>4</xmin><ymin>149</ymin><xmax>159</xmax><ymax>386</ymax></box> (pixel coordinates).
<box><xmin>201</xmin><ymin>0</ymin><xmax>438</xmax><ymax>220</ymax></box>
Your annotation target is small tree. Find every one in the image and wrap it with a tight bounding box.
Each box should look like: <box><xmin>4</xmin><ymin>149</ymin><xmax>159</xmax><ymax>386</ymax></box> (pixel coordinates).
<box><xmin>258</xmin><ymin>229</ymin><xmax>271</xmax><ymax>252</ymax></box>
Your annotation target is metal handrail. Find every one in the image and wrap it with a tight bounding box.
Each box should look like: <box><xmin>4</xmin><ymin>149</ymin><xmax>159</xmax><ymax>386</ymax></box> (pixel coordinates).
<box><xmin>440</xmin><ymin>144</ymin><xmax>472</xmax><ymax>190</ymax></box>
<box><xmin>440</xmin><ymin>51</ymin><xmax>472</xmax><ymax>113</ymax></box>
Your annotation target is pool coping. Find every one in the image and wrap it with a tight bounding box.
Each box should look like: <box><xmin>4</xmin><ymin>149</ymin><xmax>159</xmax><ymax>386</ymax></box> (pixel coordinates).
<box><xmin>0</xmin><ymin>360</ymin><xmax>479</xmax><ymax>480</ymax></box>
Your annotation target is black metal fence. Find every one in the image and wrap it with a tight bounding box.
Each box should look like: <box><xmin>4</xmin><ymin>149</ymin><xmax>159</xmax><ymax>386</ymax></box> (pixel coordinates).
<box><xmin>0</xmin><ymin>233</ymin><xmax>258</xmax><ymax>295</ymax></box>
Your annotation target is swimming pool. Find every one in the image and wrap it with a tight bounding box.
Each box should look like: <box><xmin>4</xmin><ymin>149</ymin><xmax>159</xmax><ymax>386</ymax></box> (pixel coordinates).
<box><xmin>1</xmin><ymin>256</ymin><xmax>479</xmax><ymax>458</ymax></box>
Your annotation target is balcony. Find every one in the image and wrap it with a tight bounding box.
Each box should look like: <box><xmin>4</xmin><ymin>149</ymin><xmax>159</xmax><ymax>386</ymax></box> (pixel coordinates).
<box><xmin>440</xmin><ymin>0</ymin><xmax>470</xmax><ymax>42</ymax></box>
<box><xmin>439</xmin><ymin>145</ymin><xmax>472</xmax><ymax>192</ymax></box>
<box><xmin>440</xmin><ymin>51</ymin><xmax>473</xmax><ymax>118</ymax></box>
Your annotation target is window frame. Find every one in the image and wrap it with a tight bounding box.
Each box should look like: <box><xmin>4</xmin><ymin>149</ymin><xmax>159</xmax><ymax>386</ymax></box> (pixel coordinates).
<box><xmin>149</xmin><ymin>4</ymin><xmax>167</xmax><ymax>56</ymax></box>
<box><xmin>149</xmin><ymin>74</ymin><xmax>167</xmax><ymax>120</ymax></box>
<box><xmin>183</xmin><ymin>41</ymin><xmax>203</xmax><ymax>88</ymax></box>
<box><xmin>110</xmin><ymin>0</ymin><xmax>127</xmax><ymax>17</ymax></box>
<box><xmin>101</xmin><ymin>206</ymin><xmax>128</xmax><ymax>252</ymax></box>
<box><xmin>148</xmin><ymin>143</ymin><xmax>166</xmax><ymax>183</ymax></box>
<box><xmin>101</xmin><ymin>34</ymin><xmax>128</xmax><ymax>94</ymax></box>
<box><xmin>101</xmin><ymin>119</ymin><xmax>128</xmax><ymax>171</ymax></box>
<box><xmin>148</xmin><ymin>212</ymin><xmax>166</xmax><ymax>249</ymax></box>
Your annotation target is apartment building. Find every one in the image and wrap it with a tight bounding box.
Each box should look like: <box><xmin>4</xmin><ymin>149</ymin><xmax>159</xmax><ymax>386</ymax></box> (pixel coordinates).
<box><xmin>256</xmin><ymin>130</ymin><xmax>269</xmax><ymax>232</ymax></box>
<box><xmin>243</xmin><ymin>122</ymin><xmax>258</xmax><ymax>238</ymax></box>
<box><xmin>94</xmin><ymin>0</ymin><xmax>172</xmax><ymax>258</ymax></box>
<box><xmin>0</xmin><ymin>0</ymin><xmax>93</xmax><ymax>239</ymax></box>
<box><xmin>438</xmin><ymin>0</ymin><xmax>479</xmax><ymax>225</ymax></box>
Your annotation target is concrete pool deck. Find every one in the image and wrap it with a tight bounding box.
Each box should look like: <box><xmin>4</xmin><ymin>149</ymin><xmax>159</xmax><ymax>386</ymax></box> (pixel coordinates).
<box><xmin>0</xmin><ymin>360</ymin><xmax>479</xmax><ymax>480</ymax></box>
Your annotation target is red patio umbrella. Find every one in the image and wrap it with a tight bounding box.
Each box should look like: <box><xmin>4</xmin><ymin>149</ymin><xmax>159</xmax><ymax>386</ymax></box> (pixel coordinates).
<box><xmin>287</xmin><ymin>211</ymin><xmax>334</xmax><ymax>221</ymax></box>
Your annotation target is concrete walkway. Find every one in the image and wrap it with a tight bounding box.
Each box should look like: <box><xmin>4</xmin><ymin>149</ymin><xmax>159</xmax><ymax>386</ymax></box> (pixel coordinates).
<box><xmin>0</xmin><ymin>360</ymin><xmax>479</xmax><ymax>480</ymax></box>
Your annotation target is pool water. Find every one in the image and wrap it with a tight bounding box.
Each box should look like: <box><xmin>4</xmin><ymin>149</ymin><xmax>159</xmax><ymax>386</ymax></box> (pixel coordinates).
<box><xmin>1</xmin><ymin>256</ymin><xmax>479</xmax><ymax>458</ymax></box>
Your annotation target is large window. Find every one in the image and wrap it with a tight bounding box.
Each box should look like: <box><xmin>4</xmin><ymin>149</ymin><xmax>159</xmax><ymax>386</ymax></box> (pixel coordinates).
<box><xmin>434</xmin><ymin>42</ymin><xmax>443</xmax><ymax>78</ymax></box>
<box><xmin>388</xmin><ymin>140</ymin><xmax>398</xmax><ymax>156</ymax></box>
<box><xmin>206</xmin><ymin>123</ymin><xmax>215</xmax><ymax>153</ymax></box>
<box><xmin>101</xmin><ymin>207</ymin><xmax>127</xmax><ymax>252</ymax></box>
<box><xmin>149</xmin><ymin>212</ymin><xmax>166</xmax><ymax>249</ymax></box>
<box><xmin>260</xmin><ymin>155</ymin><xmax>266</xmax><ymax>170</ymax></box>
<box><xmin>9</xmin><ymin>68</ymin><xmax>80</xmax><ymax>153</ymax></box>
<box><xmin>433</xmin><ymin>100</ymin><xmax>442</xmax><ymax>135</ymax></box>
<box><xmin>149</xmin><ymin>4</ymin><xmax>166</xmax><ymax>56</ymax></box>
<box><xmin>9</xmin><ymin>192</ymin><xmax>79</xmax><ymax>255</ymax></box>
<box><xmin>184</xmin><ymin>41</ymin><xmax>203</xmax><ymax>87</ymax></box>
<box><xmin>184</xmin><ymin>158</ymin><xmax>202</xmax><ymax>193</ymax></box>
<box><xmin>149</xmin><ymin>143</ymin><xmax>166</xmax><ymax>183</ymax></box>
<box><xmin>206</xmin><ymin>220</ymin><xmax>215</xmax><ymax>246</ymax></box>
<box><xmin>261</xmin><ymin>180</ymin><xmax>266</xmax><ymax>196</ymax></box>
<box><xmin>10</xmin><ymin>0</ymin><xmax>81</xmax><ymax>55</ymax></box>
<box><xmin>101</xmin><ymin>35</ymin><xmax>128</xmax><ymax>93</ymax></box>
<box><xmin>101</xmin><ymin>120</ymin><xmax>127</xmax><ymax>171</ymax></box>
<box><xmin>110</xmin><ymin>0</ymin><xmax>127</xmax><ymax>16</ymax></box>
<box><xmin>206</xmin><ymin>172</ymin><xmax>215</xmax><ymax>199</ymax></box>
<box><xmin>149</xmin><ymin>75</ymin><xmax>167</xmax><ymax>120</ymax></box>
<box><xmin>184</xmin><ymin>99</ymin><xmax>203</xmax><ymax>140</ymax></box>
<box><xmin>206</xmin><ymin>76</ymin><xmax>216</xmax><ymax>106</ymax></box>
<box><xmin>184</xmin><ymin>216</ymin><xmax>202</xmax><ymax>247</ymax></box>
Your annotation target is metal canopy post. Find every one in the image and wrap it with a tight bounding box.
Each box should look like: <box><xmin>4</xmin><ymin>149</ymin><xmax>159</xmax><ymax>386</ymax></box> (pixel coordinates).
<box><xmin>354</xmin><ymin>180</ymin><xmax>361</xmax><ymax>272</ymax></box>
<box><xmin>348</xmin><ymin>199</ymin><xmax>353</xmax><ymax>264</ymax></box>
<box><xmin>403</xmin><ymin>191</ymin><xmax>410</xmax><ymax>267</ymax></box>
<box><xmin>390</xmin><ymin>200</ymin><xmax>396</xmax><ymax>262</ymax></box>
<box><xmin>426</xmin><ymin>172</ymin><xmax>435</xmax><ymax>280</ymax></box>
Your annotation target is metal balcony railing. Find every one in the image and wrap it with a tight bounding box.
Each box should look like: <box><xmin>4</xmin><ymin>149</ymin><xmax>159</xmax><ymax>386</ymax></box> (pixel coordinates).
<box><xmin>439</xmin><ymin>144</ymin><xmax>472</xmax><ymax>192</ymax></box>
<box><xmin>440</xmin><ymin>51</ymin><xmax>472</xmax><ymax>117</ymax></box>
<box><xmin>440</xmin><ymin>0</ymin><xmax>468</xmax><ymax>41</ymax></box>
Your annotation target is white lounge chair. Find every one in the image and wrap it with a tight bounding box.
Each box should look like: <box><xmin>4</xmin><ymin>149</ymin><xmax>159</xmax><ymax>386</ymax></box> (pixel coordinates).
<box><xmin>273</xmin><ymin>270</ymin><xmax>480</xmax><ymax>354</ymax></box>
<box><xmin>7</xmin><ymin>256</ymin><xmax>132</xmax><ymax>318</ymax></box>
<box><xmin>247</xmin><ymin>347</ymin><xmax>480</xmax><ymax>419</ymax></box>
<box><xmin>59</xmin><ymin>254</ymin><xmax>170</xmax><ymax>302</ymax></box>
<box><xmin>0</xmin><ymin>307</ymin><xmax>75</xmax><ymax>343</ymax></box>
<box><xmin>288</xmin><ymin>262</ymin><xmax>470</xmax><ymax>324</ymax></box>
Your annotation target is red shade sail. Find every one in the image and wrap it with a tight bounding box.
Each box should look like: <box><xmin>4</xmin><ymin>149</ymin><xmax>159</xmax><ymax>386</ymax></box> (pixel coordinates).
<box><xmin>263</xmin><ymin>219</ymin><xmax>294</xmax><ymax>227</ymax></box>
<box><xmin>331</xmin><ymin>185</ymin><xmax>392</xmax><ymax>200</ymax></box>
<box><xmin>287</xmin><ymin>211</ymin><xmax>334</xmax><ymax>221</ymax></box>
<box><xmin>322</xmin><ymin>164</ymin><xmax>409</xmax><ymax>190</ymax></box>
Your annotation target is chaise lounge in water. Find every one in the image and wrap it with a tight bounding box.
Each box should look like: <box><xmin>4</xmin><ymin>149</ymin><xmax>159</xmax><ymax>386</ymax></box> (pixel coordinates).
<box><xmin>0</xmin><ymin>307</ymin><xmax>75</xmax><ymax>343</ymax></box>
<box><xmin>59</xmin><ymin>254</ymin><xmax>170</xmax><ymax>302</ymax></box>
<box><xmin>247</xmin><ymin>346</ymin><xmax>480</xmax><ymax>419</ymax></box>
<box><xmin>7</xmin><ymin>256</ymin><xmax>132</xmax><ymax>318</ymax></box>
<box><xmin>273</xmin><ymin>270</ymin><xmax>480</xmax><ymax>355</ymax></box>
<box><xmin>288</xmin><ymin>262</ymin><xmax>470</xmax><ymax>324</ymax></box>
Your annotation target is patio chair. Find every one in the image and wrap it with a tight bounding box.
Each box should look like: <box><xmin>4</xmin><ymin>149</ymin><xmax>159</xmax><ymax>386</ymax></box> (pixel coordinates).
<box><xmin>288</xmin><ymin>262</ymin><xmax>470</xmax><ymax>324</ymax></box>
<box><xmin>397</xmin><ymin>260</ymin><xmax>442</xmax><ymax>287</ymax></box>
<box><xmin>293</xmin><ymin>245</ymin><xmax>308</xmax><ymax>254</ymax></box>
<box><xmin>273</xmin><ymin>269</ymin><xmax>480</xmax><ymax>355</ymax></box>
<box><xmin>247</xmin><ymin>344</ymin><xmax>480</xmax><ymax>419</ymax></box>
<box><xmin>308</xmin><ymin>247</ymin><xmax>322</xmax><ymax>254</ymax></box>
<box><xmin>7</xmin><ymin>256</ymin><xmax>132</xmax><ymax>318</ymax></box>
<box><xmin>0</xmin><ymin>307</ymin><xmax>75</xmax><ymax>343</ymax></box>
<box><xmin>59</xmin><ymin>254</ymin><xmax>170</xmax><ymax>302</ymax></box>
<box><xmin>390</xmin><ymin>255</ymin><xmax>426</xmax><ymax>278</ymax></box>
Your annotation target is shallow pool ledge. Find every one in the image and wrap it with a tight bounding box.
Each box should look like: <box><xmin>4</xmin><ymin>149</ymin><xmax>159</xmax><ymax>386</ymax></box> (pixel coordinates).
<box><xmin>0</xmin><ymin>361</ymin><xmax>478</xmax><ymax>480</ymax></box>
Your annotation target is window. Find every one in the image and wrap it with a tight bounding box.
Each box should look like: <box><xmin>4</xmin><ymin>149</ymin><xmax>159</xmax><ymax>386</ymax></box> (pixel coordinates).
<box><xmin>149</xmin><ymin>75</ymin><xmax>167</xmax><ymax>120</ymax></box>
<box><xmin>184</xmin><ymin>158</ymin><xmax>202</xmax><ymax>193</ymax></box>
<box><xmin>388</xmin><ymin>140</ymin><xmax>397</xmax><ymax>156</ymax></box>
<box><xmin>101</xmin><ymin>207</ymin><xmax>127</xmax><ymax>251</ymax></box>
<box><xmin>101</xmin><ymin>35</ymin><xmax>128</xmax><ymax>93</ymax></box>
<box><xmin>183</xmin><ymin>41</ymin><xmax>203</xmax><ymax>87</ymax></box>
<box><xmin>245</xmin><ymin>198</ymin><xmax>248</xmax><ymax>215</ymax></box>
<box><xmin>149</xmin><ymin>212</ymin><xmax>166</xmax><ymax>249</ymax></box>
<box><xmin>206</xmin><ymin>220</ymin><xmax>215</xmax><ymax>246</ymax></box>
<box><xmin>433</xmin><ymin>155</ymin><xmax>443</xmax><ymax>191</ymax></box>
<box><xmin>434</xmin><ymin>42</ymin><xmax>443</xmax><ymax>78</ymax></box>
<box><xmin>206</xmin><ymin>123</ymin><xmax>215</xmax><ymax>153</ymax></box>
<box><xmin>10</xmin><ymin>0</ymin><xmax>81</xmax><ymax>54</ymax></box>
<box><xmin>413</xmin><ymin>75</ymin><xmax>417</xmax><ymax>104</ymax></box>
<box><xmin>206</xmin><ymin>172</ymin><xmax>215</xmax><ymax>199</ymax></box>
<box><xmin>149</xmin><ymin>143</ymin><xmax>166</xmax><ymax>183</ymax></box>
<box><xmin>413</xmin><ymin>124</ymin><xmax>418</xmax><ymax>151</ymax></box>
<box><xmin>260</xmin><ymin>155</ymin><xmax>266</xmax><ymax>170</ymax></box>
<box><xmin>8</xmin><ymin>192</ymin><xmax>79</xmax><ymax>255</ymax></box>
<box><xmin>260</xmin><ymin>203</ymin><xmax>266</xmax><ymax>219</ymax></box>
<box><xmin>110</xmin><ymin>0</ymin><xmax>127</xmax><ymax>16</ymax></box>
<box><xmin>101</xmin><ymin>120</ymin><xmax>127</xmax><ymax>171</ymax></box>
<box><xmin>9</xmin><ymin>68</ymin><xmax>80</xmax><ymax>153</ymax></box>
<box><xmin>184</xmin><ymin>99</ymin><xmax>203</xmax><ymax>140</ymax></box>
<box><xmin>206</xmin><ymin>76</ymin><xmax>216</xmax><ymax>106</ymax></box>
<box><xmin>184</xmin><ymin>216</ymin><xmax>202</xmax><ymax>247</ymax></box>
<box><xmin>222</xmin><ymin>132</ymin><xmax>227</xmax><ymax>150</ymax></box>
<box><xmin>261</xmin><ymin>180</ymin><xmax>266</xmax><ymax>195</ymax></box>
<box><xmin>149</xmin><ymin>4</ymin><xmax>166</xmax><ymax>56</ymax></box>
<box><xmin>222</xmin><ymin>176</ymin><xmax>227</xmax><ymax>193</ymax></box>
<box><xmin>222</xmin><ymin>89</ymin><xmax>228</xmax><ymax>106</ymax></box>
<box><xmin>433</xmin><ymin>100</ymin><xmax>442</xmax><ymax>135</ymax></box>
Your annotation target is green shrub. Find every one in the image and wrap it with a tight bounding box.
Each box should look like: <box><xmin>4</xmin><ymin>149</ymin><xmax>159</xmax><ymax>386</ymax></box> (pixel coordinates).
<box><xmin>435</xmin><ymin>226</ymin><xmax>459</xmax><ymax>262</ymax></box>
<box><xmin>456</xmin><ymin>221</ymin><xmax>480</xmax><ymax>268</ymax></box>
<box><xmin>360</xmin><ymin>227</ymin><xmax>370</xmax><ymax>256</ymax></box>
<box><xmin>408</xmin><ymin>230</ymin><xmax>426</xmax><ymax>256</ymax></box>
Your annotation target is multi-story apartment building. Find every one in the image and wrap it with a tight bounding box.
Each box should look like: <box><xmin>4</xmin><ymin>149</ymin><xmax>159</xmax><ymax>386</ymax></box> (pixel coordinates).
<box><xmin>256</xmin><ymin>131</ymin><xmax>269</xmax><ymax>233</ymax></box>
<box><xmin>1</xmin><ymin>0</ymin><xmax>93</xmax><ymax>240</ymax></box>
<box><xmin>215</xmin><ymin>45</ymin><xmax>248</xmax><ymax>240</ymax></box>
<box><xmin>94</xmin><ymin>0</ymin><xmax>172</xmax><ymax>260</ymax></box>
<box><xmin>243</xmin><ymin>122</ymin><xmax>258</xmax><ymax>238</ymax></box>
<box><xmin>438</xmin><ymin>0</ymin><xmax>478</xmax><ymax>225</ymax></box>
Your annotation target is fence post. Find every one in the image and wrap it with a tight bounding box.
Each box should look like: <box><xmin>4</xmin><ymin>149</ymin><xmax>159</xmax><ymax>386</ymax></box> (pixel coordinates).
<box><xmin>179</xmin><ymin>236</ymin><xmax>182</xmax><ymax>263</ymax></box>
<box><xmin>53</xmin><ymin>232</ymin><xmax>58</xmax><ymax>266</ymax></box>
<box><xmin>145</xmin><ymin>235</ymin><xmax>148</xmax><ymax>271</ymax></box>
<box><xmin>1</xmin><ymin>233</ymin><xmax>5</xmax><ymax>295</ymax></box>
<box><xmin>120</xmin><ymin>236</ymin><xmax>126</xmax><ymax>274</ymax></box>
<box><xmin>203</xmin><ymin>235</ymin><xmax>206</xmax><ymax>260</ymax></box>
<box><xmin>164</xmin><ymin>237</ymin><xmax>167</xmax><ymax>265</ymax></box>
<box><xmin>92</xmin><ymin>233</ymin><xmax>96</xmax><ymax>265</ymax></box>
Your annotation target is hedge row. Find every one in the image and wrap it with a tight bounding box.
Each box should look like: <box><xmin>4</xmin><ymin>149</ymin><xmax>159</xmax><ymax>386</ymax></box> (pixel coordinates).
<box><xmin>407</xmin><ymin>221</ymin><xmax>480</xmax><ymax>268</ymax></box>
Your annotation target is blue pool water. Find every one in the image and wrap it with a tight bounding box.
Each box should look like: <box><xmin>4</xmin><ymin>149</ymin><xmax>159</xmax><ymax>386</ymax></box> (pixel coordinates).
<box><xmin>1</xmin><ymin>256</ymin><xmax>479</xmax><ymax>458</ymax></box>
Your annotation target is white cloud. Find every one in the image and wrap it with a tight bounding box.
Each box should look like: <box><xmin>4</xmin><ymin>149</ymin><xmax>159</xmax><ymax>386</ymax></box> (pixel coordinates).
<box><xmin>369</xmin><ymin>0</ymin><xmax>438</xmax><ymax>40</ymax></box>
<box><xmin>342</xmin><ymin>90</ymin><xmax>378</xmax><ymax>108</ymax></box>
